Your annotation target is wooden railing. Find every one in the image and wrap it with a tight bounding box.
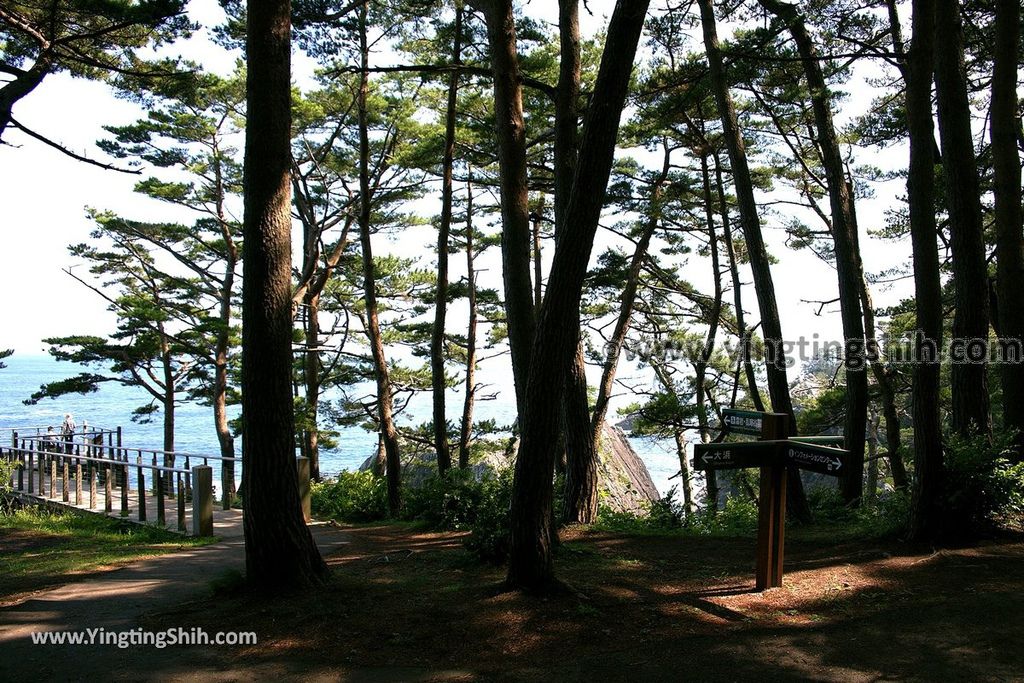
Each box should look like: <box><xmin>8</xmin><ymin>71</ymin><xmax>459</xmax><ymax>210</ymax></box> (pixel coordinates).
<box><xmin>1</xmin><ymin>444</ymin><xmax>214</xmax><ymax>535</ymax></box>
<box><xmin>2</xmin><ymin>433</ymin><xmax>313</xmax><ymax>535</ymax></box>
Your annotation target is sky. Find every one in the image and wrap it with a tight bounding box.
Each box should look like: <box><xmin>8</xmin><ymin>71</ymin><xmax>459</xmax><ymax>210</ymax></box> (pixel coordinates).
<box><xmin>0</xmin><ymin>0</ymin><xmax>915</xmax><ymax>378</ymax></box>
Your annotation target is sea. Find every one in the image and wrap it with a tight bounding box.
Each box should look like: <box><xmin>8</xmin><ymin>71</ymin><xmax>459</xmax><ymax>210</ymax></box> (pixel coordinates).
<box><xmin>0</xmin><ymin>355</ymin><xmax>684</xmax><ymax>500</ymax></box>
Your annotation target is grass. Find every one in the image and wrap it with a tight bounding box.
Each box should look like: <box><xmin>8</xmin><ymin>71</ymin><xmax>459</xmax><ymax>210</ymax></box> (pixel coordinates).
<box><xmin>0</xmin><ymin>506</ymin><xmax>214</xmax><ymax>600</ymax></box>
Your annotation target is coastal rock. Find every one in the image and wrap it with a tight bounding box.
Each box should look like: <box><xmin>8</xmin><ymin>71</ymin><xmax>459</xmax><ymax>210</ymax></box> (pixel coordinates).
<box><xmin>357</xmin><ymin>426</ymin><xmax>659</xmax><ymax>514</ymax></box>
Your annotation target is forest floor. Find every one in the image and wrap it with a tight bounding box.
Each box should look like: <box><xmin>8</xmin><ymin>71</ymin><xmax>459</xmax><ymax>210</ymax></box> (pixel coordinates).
<box><xmin>2</xmin><ymin>519</ymin><xmax>1023</xmax><ymax>681</ymax></box>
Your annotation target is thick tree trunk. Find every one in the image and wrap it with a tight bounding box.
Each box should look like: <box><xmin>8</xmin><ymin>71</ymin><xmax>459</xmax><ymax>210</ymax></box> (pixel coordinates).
<box><xmin>459</xmin><ymin>177</ymin><xmax>478</xmax><ymax>469</ymax></box>
<box><xmin>473</xmin><ymin>0</ymin><xmax>536</xmax><ymax>416</ymax></box>
<box><xmin>758</xmin><ymin>0</ymin><xmax>868</xmax><ymax>505</ymax></box>
<box><xmin>241</xmin><ymin>0</ymin><xmax>327</xmax><ymax>590</ymax></box>
<box><xmin>505</xmin><ymin>0</ymin><xmax>650</xmax><ymax>592</ymax></box>
<box><xmin>431</xmin><ymin>4</ymin><xmax>463</xmax><ymax>476</ymax></box>
<box><xmin>553</xmin><ymin>0</ymin><xmax>602</xmax><ymax>526</ymax></box>
<box><xmin>905</xmin><ymin>0</ymin><xmax>945</xmax><ymax>543</ymax></box>
<box><xmin>696</xmin><ymin>0</ymin><xmax>809</xmax><ymax>521</ymax></box>
<box><xmin>357</xmin><ymin>2</ymin><xmax>401</xmax><ymax>515</ymax></box>
<box><xmin>714</xmin><ymin>150</ymin><xmax>764</xmax><ymax>415</ymax></box>
<box><xmin>933</xmin><ymin>0</ymin><xmax>991</xmax><ymax>438</ymax></box>
<box><xmin>990</xmin><ymin>0</ymin><xmax>1024</xmax><ymax>454</ymax></box>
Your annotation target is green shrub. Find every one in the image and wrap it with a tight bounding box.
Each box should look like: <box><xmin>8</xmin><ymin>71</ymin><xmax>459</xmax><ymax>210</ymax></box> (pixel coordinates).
<box><xmin>943</xmin><ymin>431</ymin><xmax>1024</xmax><ymax>537</ymax></box>
<box><xmin>463</xmin><ymin>470</ymin><xmax>513</xmax><ymax>564</ymax></box>
<box><xmin>311</xmin><ymin>470</ymin><xmax>387</xmax><ymax>522</ymax></box>
<box><xmin>593</xmin><ymin>486</ymin><xmax>687</xmax><ymax>534</ymax></box>
<box><xmin>402</xmin><ymin>469</ymin><xmax>486</xmax><ymax>530</ymax></box>
<box><xmin>712</xmin><ymin>495</ymin><xmax>759</xmax><ymax>533</ymax></box>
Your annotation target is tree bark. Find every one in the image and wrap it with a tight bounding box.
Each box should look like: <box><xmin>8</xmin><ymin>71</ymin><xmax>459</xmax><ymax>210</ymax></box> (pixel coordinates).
<box><xmin>692</xmin><ymin>152</ymin><xmax>723</xmax><ymax>515</ymax></box>
<box><xmin>714</xmin><ymin>150</ymin><xmax>764</xmax><ymax>415</ymax></box>
<box><xmin>933</xmin><ymin>0</ymin><xmax>991</xmax><ymax>437</ymax></box>
<box><xmin>990</xmin><ymin>0</ymin><xmax>1024</xmax><ymax>454</ymax></box>
<box><xmin>905</xmin><ymin>0</ymin><xmax>945</xmax><ymax>543</ymax></box>
<box><xmin>556</xmin><ymin>0</ymin><xmax>601</xmax><ymax>526</ymax></box>
<box><xmin>357</xmin><ymin>1</ymin><xmax>402</xmax><ymax>515</ymax></box>
<box><xmin>696</xmin><ymin>0</ymin><xmax>809</xmax><ymax>521</ymax></box>
<box><xmin>432</xmin><ymin>3</ymin><xmax>463</xmax><ymax>476</ymax></box>
<box><xmin>505</xmin><ymin>0</ymin><xmax>650</xmax><ymax>592</ymax></box>
<box><xmin>471</xmin><ymin>0</ymin><xmax>536</xmax><ymax>417</ymax></box>
<box><xmin>850</xmin><ymin>192</ymin><xmax>908</xmax><ymax>490</ymax></box>
<box><xmin>459</xmin><ymin>175</ymin><xmax>478</xmax><ymax>469</ymax></box>
<box><xmin>757</xmin><ymin>0</ymin><xmax>868</xmax><ymax>505</ymax></box>
<box><xmin>241</xmin><ymin>0</ymin><xmax>327</xmax><ymax>590</ymax></box>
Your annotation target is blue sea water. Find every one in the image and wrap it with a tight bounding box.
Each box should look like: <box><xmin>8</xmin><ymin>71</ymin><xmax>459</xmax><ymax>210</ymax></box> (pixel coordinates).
<box><xmin>0</xmin><ymin>355</ymin><xmax>682</xmax><ymax>498</ymax></box>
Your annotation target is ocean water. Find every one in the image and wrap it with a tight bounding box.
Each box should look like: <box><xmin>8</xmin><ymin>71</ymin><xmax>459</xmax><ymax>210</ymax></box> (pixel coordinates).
<box><xmin>0</xmin><ymin>355</ymin><xmax>682</xmax><ymax>498</ymax></box>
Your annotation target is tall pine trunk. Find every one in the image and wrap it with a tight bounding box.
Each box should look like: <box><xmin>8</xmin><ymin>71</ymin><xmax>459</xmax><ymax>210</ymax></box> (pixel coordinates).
<box><xmin>905</xmin><ymin>0</ymin><xmax>945</xmax><ymax>543</ymax></box>
<box><xmin>933</xmin><ymin>0</ymin><xmax>991</xmax><ymax>437</ymax></box>
<box><xmin>696</xmin><ymin>0</ymin><xmax>809</xmax><ymax>521</ymax></box>
<box><xmin>554</xmin><ymin>0</ymin><xmax>602</xmax><ymax>525</ymax></box>
<box><xmin>758</xmin><ymin>0</ymin><xmax>868</xmax><ymax>505</ymax></box>
<box><xmin>459</xmin><ymin>176</ymin><xmax>478</xmax><ymax>469</ymax></box>
<box><xmin>241</xmin><ymin>0</ymin><xmax>327</xmax><ymax>589</ymax></box>
<box><xmin>474</xmin><ymin>0</ymin><xmax>536</xmax><ymax>416</ymax></box>
<box><xmin>432</xmin><ymin>4</ymin><xmax>463</xmax><ymax>476</ymax></box>
<box><xmin>505</xmin><ymin>0</ymin><xmax>650</xmax><ymax>592</ymax></box>
<box><xmin>990</xmin><ymin>0</ymin><xmax>1024</xmax><ymax>454</ymax></box>
<box><xmin>357</xmin><ymin>1</ymin><xmax>401</xmax><ymax>515</ymax></box>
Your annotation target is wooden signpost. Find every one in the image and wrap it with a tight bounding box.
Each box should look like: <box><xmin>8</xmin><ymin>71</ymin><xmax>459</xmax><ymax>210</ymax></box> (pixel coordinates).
<box><xmin>694</xmin><ymin>408</ymin><xmax>849</xmax><ymax>591</ymax></box>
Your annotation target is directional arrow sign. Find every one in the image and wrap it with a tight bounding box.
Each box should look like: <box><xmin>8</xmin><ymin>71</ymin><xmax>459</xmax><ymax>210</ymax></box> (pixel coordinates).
<box><xmin>693</xmin><ymin>441</ymin><xmax>781</xmax><ymax>471</ymax></box>
<box><xmin>721</xmin><ymin>408</ymin><xmax>767</xmax><ymax>436</ymax></box>
<box><xmin>784</xmin><ymin>442</ymin><xmax>848</xmax><ymax>477</ymax></box>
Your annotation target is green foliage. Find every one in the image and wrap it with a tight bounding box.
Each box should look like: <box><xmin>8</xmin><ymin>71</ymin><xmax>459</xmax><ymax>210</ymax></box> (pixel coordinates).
<box><xmin>311</xmin><ymin>471</ymin><xmax>388</xmax><ymax>523</ymax></box>
<box><xmin>943</xmin><ymin>431</ymin><xmax>1024</xmax><ymax>537</ymax></box>
<box><xmin>463</xmin><ymin>471</ymin><xmax>513</xmax><ymax>565</ymax></box>
<box><xmin>402</xmin><ymin>469</ymin><xmax>487</xmax><ymax>530</ymax></box>
<box><xmin>0</xmin><ymin>349</ymin><xmax>11</xmax><ymax>370</ymax></box>
<box><xmin>0</xmin><ymin>458</ymin><xmax>17</xmax><ymax>514</ymax></box>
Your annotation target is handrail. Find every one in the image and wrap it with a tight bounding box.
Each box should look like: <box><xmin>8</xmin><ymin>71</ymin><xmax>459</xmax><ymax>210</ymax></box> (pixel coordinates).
<box><xmin>1</xmin><ymin>446</ymin><xmax>191</xmax><ymax>475</ymax></box>
<box><xmin>17</xmin><ymin>434</ymin><xmax>239</xmax><ymax>463</ymax></box>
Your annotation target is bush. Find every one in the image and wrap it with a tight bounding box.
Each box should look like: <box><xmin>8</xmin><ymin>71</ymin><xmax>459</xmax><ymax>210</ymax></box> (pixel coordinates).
<box><xmin>311</xmin><ymin>470</ymin><xmax>387</xmax><ymax>523</ymax></box>
<box><xmin>943</xmin><ymin>431</ymin><xmax>1024</xmax><ymax>537</ymax></box>
<box><xmin>463</xmin><ymin>471</ymin><xmax>513</xmax><ymax>564</ymax></box>
<box><xmin>402</xmin><ymin>469</ymin><xmax>486</xmax><ymax>530</ymax></box>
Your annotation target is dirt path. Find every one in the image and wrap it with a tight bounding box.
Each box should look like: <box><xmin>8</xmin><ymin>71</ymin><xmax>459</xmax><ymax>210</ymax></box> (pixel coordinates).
<box><xmin>0</xmin><ymin>522</ymin><xmax>351</xmax><ymax>681</ymax></box>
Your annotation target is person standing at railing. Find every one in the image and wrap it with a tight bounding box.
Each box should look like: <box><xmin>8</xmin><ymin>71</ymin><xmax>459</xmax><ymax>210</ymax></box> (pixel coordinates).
<box><xmin>44</xmin><ymin>426</ymin><xmax>57</xmax><ymax>453</ymax></box>
<box><xmin>61</xmin><ymin>413</ymin><xmax>76</xmax><ymax>455</ymax></box>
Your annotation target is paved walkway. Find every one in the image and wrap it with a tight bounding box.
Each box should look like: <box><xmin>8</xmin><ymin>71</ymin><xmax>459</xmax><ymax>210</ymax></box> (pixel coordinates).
<box><xmin>0</xmin><ymin>521</ymin><xmax>351</xmax><ymax>681</ymax></box>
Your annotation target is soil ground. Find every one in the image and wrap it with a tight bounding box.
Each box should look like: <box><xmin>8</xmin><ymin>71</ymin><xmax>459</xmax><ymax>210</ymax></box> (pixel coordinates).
<box><xmin>2</xmin><ymin>521</ymin><xmax>1022</xmax><ymax>681</ymax></box>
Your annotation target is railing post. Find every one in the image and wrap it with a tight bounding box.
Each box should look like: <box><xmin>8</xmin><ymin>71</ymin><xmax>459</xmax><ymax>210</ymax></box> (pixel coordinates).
<box><xmin>89</xmin><ymin>467</ymin><xmax>97</xmax><ymax>510</ymax></box>
<box><xmin>155</xmin><ymin>466</ymin><xmax>165</xmax><ymax>527</ymax></box>
<box><xmin>62</xmin><ymin>459</ymin><xmax>69</xmax><ymax>502</ymax></box>
<box><xmin>17</xmin><ymin>448</ymin><xmax>24</xmax><ymax>491</ymax></box>
<box><xmin>191</xmin><ymin>465</ymin><xmax>213</xmax><ymax>537</ymax></box>
<box><xmin>104</xmin><ymin>463</ymin><xmax>113</xmax><ymax>514</ymax></box>
<box><xmin>297</xmin><ymin>456</ymin><xmax>312</xmax><ymax>523</ymax></box>
<box><xmin>120</xmin><ymin>463</ymin><xmax>129</xmax><ymax>517</ymax></box>
<box><xmin>28</xmin><ymin>446</ymin><xmax>34</xmax><ymax>494</ymax></box>
<box><xmin>177</xmin><ymin>473</ymin><xmax>186</xmax><ymax>532</ymax></box>
<box><xmin>75</xmin><ymin>461</ymin><xmax>82</xmax><ymax>505</ymax></box>
<box><xmin>137</xmin><ymin>455</ymin><xmax>147</xmax><ymax>522</ymax></box>
<box><xmin>50</xmin><ymin>457</ymin><xmax>57</xmax><ymax>499</ymax></box>
<box><xmin>222</xmin><ymin>457</ymin><xmax>233</xmax><ymax>510</ymax></box>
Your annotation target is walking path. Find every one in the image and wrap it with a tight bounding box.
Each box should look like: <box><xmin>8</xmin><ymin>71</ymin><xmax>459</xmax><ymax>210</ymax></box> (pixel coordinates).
<box><xmin>0</xmin><ymin>521</ymin><xmax>351</xmax><ymax>681</ymax></box>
